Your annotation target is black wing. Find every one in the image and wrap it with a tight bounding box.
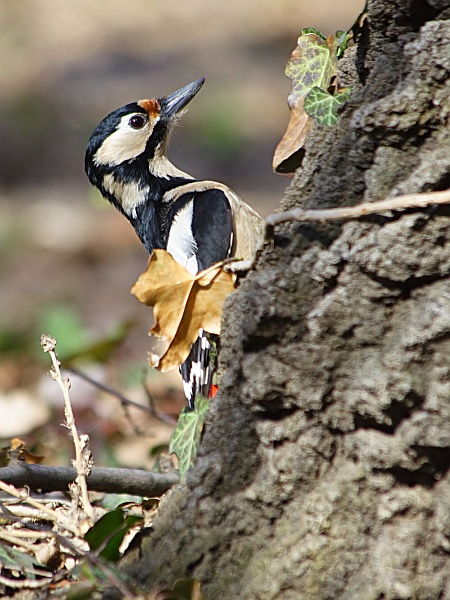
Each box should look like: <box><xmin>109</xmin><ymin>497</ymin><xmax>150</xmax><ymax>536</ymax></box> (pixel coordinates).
<box><xmin>190</xmin><ymin>188</ymin><xmax>233</xmax><ymax>271</ymax></box>
<box><xmin>165</xmin><ymin>186</ymin><xmax>234</xmax><ymax>408</ymax></box>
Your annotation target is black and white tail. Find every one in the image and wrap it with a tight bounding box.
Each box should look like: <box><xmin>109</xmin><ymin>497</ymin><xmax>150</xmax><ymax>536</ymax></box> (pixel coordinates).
<box><xmin>179</xmin><ymin>330</ymin><xmax>219</xmax><ymax>410</ymax></box>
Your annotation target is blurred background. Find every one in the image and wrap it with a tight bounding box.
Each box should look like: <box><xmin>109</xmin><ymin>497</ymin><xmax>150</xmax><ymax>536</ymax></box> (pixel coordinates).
<box><xmin>0</xmin><ymin>0</ymin><xmax>362</xmax><ymax>470</ymax></box>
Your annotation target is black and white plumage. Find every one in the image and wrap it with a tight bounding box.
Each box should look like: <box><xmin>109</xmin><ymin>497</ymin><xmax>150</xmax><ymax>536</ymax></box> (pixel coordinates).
<box><xmin>85</xmin><ymin>78</ymin><xmax>264</xmax><ymax>408</ymax></box>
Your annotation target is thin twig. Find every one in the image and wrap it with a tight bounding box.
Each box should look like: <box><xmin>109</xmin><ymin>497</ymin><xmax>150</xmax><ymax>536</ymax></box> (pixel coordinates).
<box><xmin>0</xmin><ymin>484</ymin><xmax>146</xmax><ymax>597</ymax></box>
<box><xmin>0</xmin><ymin>574</ymin><xmax>53</xmax><ymax>589</ymax></box>
<box><xmin>69</xmin><ymin>366</ymin><xmax>153</xmax><ymax>414</ymax></box>
<box><xmin>141</xmin><ymin>368</ymin><xmax>178</xmax><ymax>426</ymax></box>
<box><xmin>2</xmin><ymin>529</ymin><xmax>56</xmax><ymax>540</ymax></box>
<box><xmin>0</xmin><ymin>480</ymin><xmax>79</xmax><ymax>536</ymax></box>
<box><xmin>70</xmin><ymin>365</ymin><xmax>177</xmax><ymax>426</ymax></box>
<box><xmin>41</xmin><ymin>335</ymin><xmax>94</xmax><ymax>522</ymax></box>
<box><xmin>51</xmin><ymin>530</ymin><xmax>142</xmax><ymax>599</ymax></box>
<box><xmin>70</xmin><ymin>366</ymin><xmax>147</xmax><ymax>436</ymax></box>
<box><xmin>46</xmin><ymin>529</ymin><xmax>142</xmax><ymax>599</ymax></box>
<box><xmin>265</xmin><ymin>190</ymin><xmax>450</xmax><ymax>227</ymax></box>
<box><xmin>70</xmin><ymin>366</ymin><xmax>177</xmax><ymax>426</ymax></box>
<box><xmin>0</xmin><ymin>530</ymin><xmax>40</xmax><ymax>552</ymax></box>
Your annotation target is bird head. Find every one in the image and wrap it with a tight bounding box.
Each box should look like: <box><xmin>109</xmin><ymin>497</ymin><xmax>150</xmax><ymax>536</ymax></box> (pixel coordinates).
<box><xmin>86</xmin><ymin>78</ymin><xmax>204</xmax><ymax>169</ymax></box>
<box><xmin>85</xmin><ymin>78</ymin><xmax>205</xmax><ymax>215</ymax></box>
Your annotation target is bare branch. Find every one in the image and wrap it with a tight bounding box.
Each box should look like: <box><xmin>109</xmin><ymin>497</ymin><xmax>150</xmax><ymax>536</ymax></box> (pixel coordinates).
<box><xmin>265</xmin><ymin>190</ymin><xmax>450</xmax><ymax>227</ymax></box>
<box><xmin>0</xmin><ymin>460</ymin><xmax>178</xmax><ymax>497</ymax></box>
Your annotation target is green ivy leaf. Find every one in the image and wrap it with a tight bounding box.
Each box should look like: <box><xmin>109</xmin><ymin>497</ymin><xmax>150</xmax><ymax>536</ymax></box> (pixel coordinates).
<box><xmin>274</xmin><ymin>29</ymin><xmax>345</xmax><ymax>173</ymax></box>
<box><xmin>84</xmin><ymin>508</ymin><xmax>143</xmax><ymax>562</ymax></box>
<box><xmin>286</xmin><ymin>32</ymin><xmax>338</xmax><ymax>109</ymax></box>
<box><xmin>169</xmin><ymin>396</ymin><xmax>209</xmax><ymax>479</ymax></box>
<box><xmin>85</xmin><ymin>509</ymin><xmax>123</xmax><ymax>552</ymax></box>
<box><xmin>99</xmin><ymin>514</ymin><xmax>143</xmax><ymax>562</ymax></box>
<box><xmin>304</xmin><ymin>87</ymin><xmax>352</xmax><ymax>126</ymax></box>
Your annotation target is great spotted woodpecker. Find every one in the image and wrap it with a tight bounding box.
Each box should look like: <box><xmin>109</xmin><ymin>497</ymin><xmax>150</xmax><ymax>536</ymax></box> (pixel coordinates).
<box><xmin>85</xmin><ymin>78</ymin><xmax>264</xmax><ymax>408</ymax></box>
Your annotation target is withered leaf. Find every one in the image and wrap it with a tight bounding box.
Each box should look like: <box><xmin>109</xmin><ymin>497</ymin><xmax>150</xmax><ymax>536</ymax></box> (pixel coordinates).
<box><xmin>273</xmin><ymin>30</ymin><xmax>340</xmax><ymax>175</ymax></box>
<box><xmin>10</xmin><ymin>438</ymin><xmax>45</xmax><ymax>464</ymax></box>
<box><xmin>131</xmin><ymin>250</ymin><xmax>236</xmax><ymax>372</ymax></box>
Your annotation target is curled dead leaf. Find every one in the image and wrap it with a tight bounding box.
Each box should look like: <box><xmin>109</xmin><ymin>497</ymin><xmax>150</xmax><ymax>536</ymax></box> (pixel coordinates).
<box><xmin>10</xmin><ymin>438</ymin><xmax>45</xmax><ymax>464</ymax></box>
<box><xmin>272</xmin><ymin>97</ymin><xmax>313</xmax><ymax>176</ymax></box>
<box><xmin>131</xmin><ymin>250</ymin><xmax>236</xmax><ymax>372</ymax></box>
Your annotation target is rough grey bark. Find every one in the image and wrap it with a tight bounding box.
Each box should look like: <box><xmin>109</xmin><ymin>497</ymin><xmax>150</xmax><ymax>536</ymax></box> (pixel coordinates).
<box><xmin>121</xmin><ymin>2</ymin><xmax>450</xmax><ymax>598</ymax></box>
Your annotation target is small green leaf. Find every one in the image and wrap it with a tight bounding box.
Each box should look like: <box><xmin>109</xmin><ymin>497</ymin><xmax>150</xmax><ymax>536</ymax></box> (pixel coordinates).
<box><xmin>85</xmin><ymin>509</ymin><xmax>124</xmax><ymax>552</ymax></box>
<box><xmin>304</xmin><ymin>87</ymin><xmax>351</xmax><ymax>126</ymax></box>
<box><xmin>10</xmin><ymin>548</ymin><xmax>44</xmax><ymax>569</ymax></box>
<box><xmin>169</xmin><ymin>396</ymin><xmax>209</xmax><ymax>479</ymax></box>
<box><xmin>100</xmin><ymin>494</ymin><xmax>144</xmax><ymax>511</ymax></box>
<box><xmin>301</xmin><ymin>27</ymin><xmax>326</xmax><ymax>40</ymax></box>
<box><xmin>99</xmin><ymin>515</ymin><xmax>143</xmax><ymax>562</ymax></box>
<box><xmin>84</xmin><ymin>508</ymin><xmax>143</xmax><ymax>562</ymax></box>
<box><xmin>335</xmin><ymin>30</ymin><xmax>351</xmax><ymax>58</ymax></box>
<box><xmin>9</xmin><ymin>548</ymin><xmax>45</xmax><ymax>579</ymax></box>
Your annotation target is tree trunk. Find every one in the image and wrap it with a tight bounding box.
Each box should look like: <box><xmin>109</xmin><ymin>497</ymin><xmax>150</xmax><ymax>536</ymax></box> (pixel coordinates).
<box><xmin>123</xmin><ymin>2</ymin><xmax>450</xmax><ymax>598</ymax></box>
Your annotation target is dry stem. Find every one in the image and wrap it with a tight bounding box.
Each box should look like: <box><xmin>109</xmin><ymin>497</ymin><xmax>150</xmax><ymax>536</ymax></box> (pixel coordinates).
<box><xmin>266</xmin><ymin>190</ymin><xmax>450</xmax><ymax>227</ymax></box>
<box><xmin>0</xmin><ymin>479</ymin><xmax>79</xmax><ymax>536</ymax></box>
<box><xmin>41</xmin><ymin>334</ymin><xmax>94</xmax><ymax>522</ymax></box>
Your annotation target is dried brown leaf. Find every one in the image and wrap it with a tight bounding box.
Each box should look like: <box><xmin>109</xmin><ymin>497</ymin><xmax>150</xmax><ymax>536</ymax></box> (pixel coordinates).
<box><xmin>10</xmin><ymin>438</ymin><xmax>45</xmax><ymax>464</ymax></box>
<box><xmin>272</xmin><ymin>97</ymin><xmax>313</xmax><ymax>175</ymax></box>
<box><xmin>131</xmin><ymin>250</ymin><xmax>236</xmax><ymax>372</ymax></box>
<box><xmin>131</xmin><ymin>250</ymin><xmax>196</xmax><ymax>343</ymax></box>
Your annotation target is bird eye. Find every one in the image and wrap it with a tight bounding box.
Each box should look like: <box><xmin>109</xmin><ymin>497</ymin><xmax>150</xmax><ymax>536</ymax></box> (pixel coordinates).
<box><xmin>128</xmin><ymin>114</ymin><xmax>147</xmax><ymax>129</ymax></box>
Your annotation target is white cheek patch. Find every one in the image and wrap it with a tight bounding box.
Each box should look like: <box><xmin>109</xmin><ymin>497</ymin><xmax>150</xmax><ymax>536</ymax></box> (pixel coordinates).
<box><xmin>94</xmin><ymin>114</ymin><xmax>157</xmax><ymax>166</ymax></box>
<box><xmin>102</xmin><ymin>173</ymin><xmax>149</xmax><ymax>218</ymax></box>
<box><xmin>166</xmin><ymin>199</ymin><xmax>198</xmax><ymax>274</ymax></box>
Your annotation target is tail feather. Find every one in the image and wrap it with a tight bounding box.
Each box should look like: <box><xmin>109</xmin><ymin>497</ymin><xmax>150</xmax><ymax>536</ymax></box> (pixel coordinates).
<box><xmin>180</xmin><ymin>330</ymin><xmax>218</xmax><ymax>409</ymax></box>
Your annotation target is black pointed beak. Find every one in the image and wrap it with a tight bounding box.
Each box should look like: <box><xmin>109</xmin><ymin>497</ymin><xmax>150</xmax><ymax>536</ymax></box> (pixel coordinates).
<box><xmin>160</xmin><ymin>78</ymin><xmax>205</xmax><ymax>118</ymax></box>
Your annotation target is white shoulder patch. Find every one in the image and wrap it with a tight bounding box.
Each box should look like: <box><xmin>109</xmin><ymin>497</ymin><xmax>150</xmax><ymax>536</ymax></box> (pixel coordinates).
<box><xmin>148</xmin><ymin>153</ymin><xmax>194</xmax><ymax>180</ymax></box>
<box><xmin>166</xmin><ymin>199</ymin><xmax>198</xmax><ymax>274</ymax></box>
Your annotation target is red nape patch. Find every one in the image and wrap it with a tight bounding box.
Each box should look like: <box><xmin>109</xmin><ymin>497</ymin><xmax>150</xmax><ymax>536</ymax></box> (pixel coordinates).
<box><xmin>208</xmin><ymin>385</ymin><xmax>219</xmax><ymax>399</ymax></box>
<box><xmin>138</xmin><ymin>98</ymin><xmax>160</xmax><ymax>118</ymax></box>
